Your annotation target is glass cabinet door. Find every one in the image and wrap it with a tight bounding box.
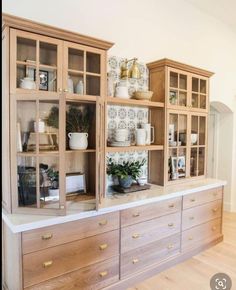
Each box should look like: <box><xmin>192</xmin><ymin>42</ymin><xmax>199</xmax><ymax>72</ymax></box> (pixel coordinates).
<box><xmin>11</xmin><ymin>29</ymin><xmax>63</xmax><ymax>94</ymax></box>
<box><xmin>168</xmin><ymin>112</ymin><xmax>188</xmax><ymax>181</ymax></box>
<box><xmin>191</xmin><ymin>76</ymin><xmax>208</xmax><ymax>111</ymax></box>
<box><xmin>190</xmin><ymin>114</ymin><xmax>207</xmax><ymax>177</ymax></box>
<box><xmin>64</xmin><ymin>42</ymin><xmax>103</xmax><ymax>97</ymax></box>
<box><xmin>168</xmin><ymin>69</ymin><xmax>188</xmax><ymax>108</ymax></box>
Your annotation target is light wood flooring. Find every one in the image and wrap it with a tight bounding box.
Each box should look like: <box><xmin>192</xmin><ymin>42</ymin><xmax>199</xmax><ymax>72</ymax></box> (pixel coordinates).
<box><xmin>128</xmin><ymin>212</ymin><xmax>236</xmax><ymax>290</ymax></box>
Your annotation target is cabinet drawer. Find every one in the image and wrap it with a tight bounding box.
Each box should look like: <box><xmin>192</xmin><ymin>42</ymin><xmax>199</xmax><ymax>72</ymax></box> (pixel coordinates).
<box><xmin>121</xmin><ymin>212</ymin><xmax>181</xmax><ymax>253</ymax></box>
<box><xmin>24</xmin><ymin>257</ymin><xmax>119</xmax><ymax>290</ymax></box>
<box><xmin>23</xmin><ymin>230</ymin><xmax>119</xmax><ymax>288</ymax></box>
<box><xmin>121</xmin><ymin>197</ymin><xmax>181</xmax><ymax>227</ymax></box>
<box><xmin>182</xmin><ymin>218</ymin><xmax>221</xmax><ymax>251</ymax></box>
<box><xmin>121</xmin><ymin>234</ymin><xmax>180</xmax><ymax>278</ymax></box>
<box><xmin>22</xmin><ymin>211</ymin><xmax>119</xmax><ymax>254</ymax></box>
<box><xmin>183</xmin><ymin>187</ymin><xmax>223</xmax><ymax>209</ymax></box>
<box><xmin>182</xmin><ymin>199</ymin><xmax>222</xmax><ymax>230</ymax></box>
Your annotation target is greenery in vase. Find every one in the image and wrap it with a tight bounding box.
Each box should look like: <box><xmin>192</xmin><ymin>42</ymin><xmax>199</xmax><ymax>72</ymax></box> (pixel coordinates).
<box><xmin>45</xmin><ymin>105</ymin><xmax>93</xmax><ymax>133</ymax></box>
<box><xmin>106</xmin><ymin>158</ymin><xmax>146</xmax><ymax>180</ymax></box>
<box><xmin>46</xmin><ymin>167</ymin><xmax>59</xmax><ymax>189</ymax></box>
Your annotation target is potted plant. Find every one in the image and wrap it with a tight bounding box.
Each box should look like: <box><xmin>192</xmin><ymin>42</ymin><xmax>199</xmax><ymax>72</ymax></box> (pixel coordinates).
<box><xmin>46</xmin><ymin>105</ymin><xmax>93</xmax><ymax>150</ymax></box>
<box><xmin>46</xmin><ymin>167</ymin><xmax>59</xmax><ymax>196</ymax></box>
<box><xmin>107</xmin><ymin>158</ymin><xmax>146</xmax><ymax>188</ymax></box>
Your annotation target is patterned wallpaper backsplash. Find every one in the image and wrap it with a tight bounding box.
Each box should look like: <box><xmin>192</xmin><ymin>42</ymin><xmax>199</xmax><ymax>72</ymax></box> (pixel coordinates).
<box><xmin>106</xmin><ymin>56</ymin><xmax>149</xmax><ymax>189</ymax></box>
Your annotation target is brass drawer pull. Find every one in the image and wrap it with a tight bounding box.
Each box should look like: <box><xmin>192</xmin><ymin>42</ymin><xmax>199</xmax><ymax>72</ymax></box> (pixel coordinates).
<box><xmin>168</xmin><ymin>223</ymin><xmax>174</xmax><ymax>227</ymax></box>
<box><xmin>99</xmin><ymin>271</ymin><xmax>108</xmax><ymax>277</ymax></box>
<box><xmin>99</xmin><ymin>244</ymin><xmax>108</xmax><ymax>250</ymax></box>
<box><xmin>41</xmin><ymin>233</ymin><xmax>53</xmax><ymax>240</ymax></box>
<box><xmin>213</xmin><ymin>192</ymin><xmax>218</xmax><ymax>196</ymax></box>
<box><xmin>188</xmin><ymin>236</ymin><xmax>193</xmax><ymax>240</ymax></box>
<box><xmin>212</xmin><ymin>207</ymin><xmax>219</xmax><ymax>213</ymax></box>
<box><xmin>212</xmin><ymin>226</ymin><xmax>217</xmax><ymax>231</ymax></box>
<box><xmin>133</xmin><ymin>212</ymin><xmax>140</xmax><ymax>217</ymax></box>
<box><xmin>99</xmin><ymin>220</ymin><xmax>107</xmax><ymax>226</ymax></box>
<box><xmin>189</xmin><ymin>216</ymin><xmax>195</xmax><ymax>220</ymax></box>
<box><xmin>132</xmin><ymin>258</ymin><xmax>139</xmax><ymax>264</ymax></box>
<box><xmin>167</xmin><ymin>244</ymin><xmax>174</xmax><ymax>249</ymax></box>
<box><xmin>43</xmin><ymin>261</ymin><xmax>53</xmax><ymax>268</ymax></box>
<box><xmin>168</xmin><ymin>204</ymin><xmax>175</xmax><ymax>208</ymax></box>
<box><xmin>190</xmin><ymin>198</ymin><xmax>196</xmax><ymax>202</ymax></box>
<box><xmin>132</xmin><ymin>233</ymin><xmax>140</xmax><ymax>239</ymax></box>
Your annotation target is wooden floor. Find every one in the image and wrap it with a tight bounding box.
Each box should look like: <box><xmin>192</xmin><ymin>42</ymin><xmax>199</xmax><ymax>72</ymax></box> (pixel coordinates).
<box><xmin>128</xmin><ymin>212</ymin><xmax>236</xmax><ymax>290</ymax></box>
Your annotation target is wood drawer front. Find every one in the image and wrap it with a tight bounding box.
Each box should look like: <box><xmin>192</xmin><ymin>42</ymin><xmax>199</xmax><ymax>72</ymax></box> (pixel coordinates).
<box><xmin>183</xmin><ymin>187</ymin><xmax>223</xmax><ymax>209</ymax></box>
<box><xmin>121</xmin><ymin>197</ymin><xmax>181</xmax><ymax>227</ymax></box>
<box><xmin>121</xmin><ymin>212</ymin><xmax>181</xmax><ymax>253</ymax></box>
<box><xmin>22</xmin><ymin>211</ymin><xmax>119</xmax><ymax>254</ymax></box>
<box><xmin>24</xmin><ymin>257</ymin><xmax>119</xmax><ymax>290</ymax></box>
<box><xmin>121</xmin><ymin>233</ymin><xmax>180</xmax><ymax>278</ymax></box>
<box><xmin>182</xmin><ymin>199</ymin><xmax>222</xmax><ymax>230</ymax></box>
<box><xmin>182</xmin><ymin>218</ymin><xmax>221</xmax><ymax>251</ymax></box>
<box><xmin>23</xmin><ymin>230</ymin><xmax>119</xmax><ymax>288</ymax></box>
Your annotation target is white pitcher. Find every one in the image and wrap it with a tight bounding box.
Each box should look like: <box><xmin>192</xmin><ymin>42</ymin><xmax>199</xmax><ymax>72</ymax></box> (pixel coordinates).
<box><xmin>141</xmin><ymin>123</ymin><xmax>155</xmax><ymax>145</ymax></box>
<box><xmin>68</xmin><ymin>132</ymin><xmax>88</xmax><ymax>149</ymax></box>
<box><xmin>136</xmin><ymin>128</ymin><xmax>147</xmax><ymax>146</ymax></box>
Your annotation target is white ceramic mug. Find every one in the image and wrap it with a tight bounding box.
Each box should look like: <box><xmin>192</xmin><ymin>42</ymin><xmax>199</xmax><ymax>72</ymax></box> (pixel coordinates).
<box><xmin>141</xmin><ymin>123</ymin><xmax>155</xmax><ymax>145</ymax></box>
<box><xmin>115</xmin><ymin>86</ymin><xmax>129</xmax><ymax>99</ymax></box>
<box><xmin>34</xmin><ymin>119</ymin><xmax>45</xmax><ymax>133</ymax></box>
<box><xmin>115</xmin><ymin>129</ymin><xmax>128</xmax><ymax>142</ymax></box>
<box><xmin>136</xmin><ymin>128</ymin><xmax>147</xmax><ymax>145</ymax></box>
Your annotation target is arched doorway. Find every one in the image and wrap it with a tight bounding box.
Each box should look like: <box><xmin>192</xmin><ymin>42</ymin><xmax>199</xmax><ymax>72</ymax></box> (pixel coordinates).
<box><xmin>208</xmin><ymin>101</ymin><xmax>234</xmax><ymax>211</ymax></box>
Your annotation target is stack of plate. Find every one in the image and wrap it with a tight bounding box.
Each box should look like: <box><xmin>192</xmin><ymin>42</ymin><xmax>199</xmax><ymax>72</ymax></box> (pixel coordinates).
<box><xmin>109</xmin><ymin>140</ymin><xmax>131</xmax><ymax>147</ymax></box>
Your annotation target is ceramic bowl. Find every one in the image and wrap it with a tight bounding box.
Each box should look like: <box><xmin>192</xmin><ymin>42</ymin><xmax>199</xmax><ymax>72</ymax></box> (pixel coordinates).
<box><xmin>133</xmin><ymin>91</ymin><xmax>153</xmax><ymax>100</ymax></box>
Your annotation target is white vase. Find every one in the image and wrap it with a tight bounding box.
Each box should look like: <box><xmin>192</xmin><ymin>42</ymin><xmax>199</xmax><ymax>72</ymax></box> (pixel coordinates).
<box><xmin>75</xmin><ymin>80</ymin><xmax>84</xmax><ymax>95</ymax></box>
<box><xmin>48</xmin><ymin>188</ymin><xmax>59</xmax><ymax>197</ymax></box>
<box><xmin>68</xmin><ymin>132</ymin><xmax>88</xmax><ymax>150</ymax></box>
<box><xmin>67</xmin><ymin>76</ymin><xmax>74</xmax><ymax>93</ymax></box>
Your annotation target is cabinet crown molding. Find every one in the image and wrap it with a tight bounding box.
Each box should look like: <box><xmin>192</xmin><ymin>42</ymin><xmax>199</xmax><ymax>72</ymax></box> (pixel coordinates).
<box><xmin>147</xmin><ymin>58</ymin><xmax>214</xmax><ymax>77</ymax></box>
<box><xmin>2</xmin><ymin>13</ymin><xmax>114</xmax><ymax>50</ymax></box>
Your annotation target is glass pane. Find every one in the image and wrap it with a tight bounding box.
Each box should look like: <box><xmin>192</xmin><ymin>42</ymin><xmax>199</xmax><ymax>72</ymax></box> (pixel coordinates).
<box><xmin>170</xmin><ymin>72</ymin><xmax>178</xmax><ymax>88</ymax></box>
<box><xmin>200</xmin><ymin>94</ymin><xmax>206</xmax><ymax>109</ymax></box>
<box><xmin>169</xmin><ymin>90</ymin><xmax>178</xmax><ymax>105</ymax></box>
<box><xmin>68</xmin><ymin>73</ymin><xmax>84</xmax><ymax>95</ymax></box>
<box><xmin>17</xmin><ymin>37</ymin><xmax>36</xmax><ymax>62</ymax></box>
<box><xmin>39</xmin><ymin>101</ymin><xmax>59</xmax><ymax>152</ymax></box>
<box><xmin>17</xmin><ymin>64</ymin><xmax>36</xmax><ymax>89</ymax></box>
<box><xmin>191</xmin><ymin>115</ymin><xmax>198</xmax><ymax>145</ymax></box>
<box><xmin>65</xmin><ymin>152</ymin><xmax>96</xmax><ymax>211</ymax></box>
<box><xmin>168</xmin><ymin>148</ymin><xmax>177</xmax><ymax>181</ymax></box>
<box><xmin>200</xmin><ymin>79</ymin><xmax>206</xmax><ymax>94</ymax></box>
<box><xmin>17</xmin><ymin>101</ymin><xmax>36</xmax><ymax>152</ymax></box>
<box><xmin>190</xmin><ymin>148</ymin><xmax>198</xmax><ymax>177</ymax></box>
<box><xmin>18</xmin><ymin>156</ymin><xmax>37</xmax><ymax>207</ymax></box>
<box><xmin>40</xmin><ymin>42</ymin><xmax>57</xmax><ymax>66</ymax></box>
<box><xmin>37</xmin><ymin>68</ymin><xmax>57</xmax><ymax>92</ymax></box>
<box><xmin>39</xmin><ymin>156</ymin><xmax>60</xmax><ymax>209</ymax></box>
<box><xmin>68</xmin><ymin>48</ymin><xmax>84</xmax><ymax>71</ymax></box>
<box><xmin>192</xmin><ymin>77</ymin><xmax>199</xmax><ymax>92</ymax></box>
<box><xmin>178</xmin><ymin>148</ymin><xmax>186</xmax><ymax>178</ymax></box>
<box><xmin>198</xmin><ymin>147</ymin><xmax>205</xmax><ymax>175</ymax></box>
<box><xmin>179</xmin><ymin>114</ymin><xmax>187</xmax><ymax>146</ymax></box>
<box><xmin>179</xmin><ymin>74</ymin><xmax>187</xmax><ymax>90</ymax></box>
<box><xmin>179</xmin><ymin>91</ymin><xmax>187</xmax><ymax>107</ymax></box>
<box><xmin>86</xmin><ymin>52</ymin><xmax>100</xmax><ymax>74</ymax></box>
<box><xmin>199</xmin><ymin>116</ymin><xmax>206</xmax><ymax>145</ymax></box>
<box><xmin>86</xmin><ymin>75</ymin><xmax>100</xmax><ymax>96</ymax></box>
<box><xmin>169</xmin><ymin>114</ymin><xmax>178</xmax><ymax>146</ymax></box>
<box><xmin>66</xmin><ymin>102</ymin><xmax>96</xmax><ymax>150</ymax></box>
<box><xmin>192</xmin><ymin>93</ymin><xmax>198</xmax><ymax>108</ymax></box>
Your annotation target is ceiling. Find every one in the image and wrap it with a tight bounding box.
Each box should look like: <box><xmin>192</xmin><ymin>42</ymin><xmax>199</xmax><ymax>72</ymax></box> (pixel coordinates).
<box><xmin>186</xmin><ymin>0</ymin><xmax>236</xmax><ymax>33</ymax></box>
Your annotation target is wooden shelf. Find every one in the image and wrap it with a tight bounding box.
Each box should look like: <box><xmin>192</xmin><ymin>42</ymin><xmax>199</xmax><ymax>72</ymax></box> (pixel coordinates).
<box><xmin>66</xmin><ymin>149</ymin><xmax>96</xmax><ymax>153</ymax></box>
<box><xmin>68</xmin><ymin>69</ymin><xmax>84</xmax><ymax>75</ymax></box>
<box><xmin>17</xmin><ymin>151</ymin><xmax>59</xmax><ymax>156</ymax></box>
<box><xmin>106</xmin><ymin>97</ymin><xmax>164</xmax><ymax>108</ymax></box>
<box><xmin>106</xmin><ymin>145</ymin><xmax>164</xmax><ymax>152</ymax></box>
<box><xmin>39</xmin><ymin>64</ymin><xmax>57</xmax><ymax>71</ymax></box>
<box><xmin>66</xmin><ymin>94</ymin><xmax>97</xmax><ymax>102</ymax></box>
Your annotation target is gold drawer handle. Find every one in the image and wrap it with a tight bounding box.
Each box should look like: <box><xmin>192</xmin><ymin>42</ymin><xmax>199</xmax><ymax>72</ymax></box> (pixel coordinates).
<box><xmin>133</xmin><ymin>212</ymin><xmax>140</xmax><ymax>217</ymax></box>
<box><xmin>43</xmin><ymin>261</ymin><xmax>53</xmax><ymax>268</ymax></box>
<box><xmin>99</xmin><ymin>220</ymin><xmax>107</xmax><ymax>226</ymax></box>
<box><xmin>213</xmin><ymin>192</ymin><xmax>218</xmax><ymax>196</ymax></box>
<box><xmin>212</xmin><ymin>207</ymin><xmax>219</xmax><ymax>213</ymax></box>
<box><xmin>169</xmin><ymin>204</ymin><xmax>175</xmax><ymax>208</ymax></box>
<box><xmin>132</xmin><ymin>258</ymin><xmax>139</xmax><ymax>264</ymax></box>
<box><xmin>189</xmin><ymin>216</ymin><xmax>195</xmax><ymax>220</ymax></box>
<box><xmin>188</xmin><ymin>236</ymin><xmax>193</xmax><ymax>240</ymax></box>
<box><xmin>99</xmin><ymin>271</ymin><xmax>108</xmax><ymax>277</ymax></box>
<box><xmin>168</xmin><ymin>223</ymin><xmax>174</xmax><ymax>227</ymax></box>
<box><xmin>212</xmin><ymin>226</ymin><xmax>217</xmax><ymax>231</ymax></box>
<box><xmin>190</xmin><ymin>198</ymin><xmax>196</xmax><ymax>202</ymax></box>
<box><xmin>99</xmin><ymin>244</ymin><xmax>108</xmax><ymax>250</ymax></box>
<box><xmin>41</xmin><ymin>233</ymin><xmax>53</xmax><ymax>240</ymax></box>
<box><xmin>132</xmin><ymin>233</ymin><xmax>140</xmax><ymax>239</ymax></box>
<box><xmin>167</xmin><ymin>244</ymin><xmax>174</xmax><ymax>249</ymax></box>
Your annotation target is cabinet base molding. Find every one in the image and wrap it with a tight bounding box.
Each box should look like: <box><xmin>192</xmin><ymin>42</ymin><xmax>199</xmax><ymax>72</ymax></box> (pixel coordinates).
<box><xmin>104</xmin><ymin>235</ymin><xmax>223</xmax><ymax>290</ymax></box>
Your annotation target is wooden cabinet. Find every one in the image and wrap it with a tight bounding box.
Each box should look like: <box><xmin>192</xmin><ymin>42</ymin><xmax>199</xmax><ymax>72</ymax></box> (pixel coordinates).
<box><xmin>147</xmin><ymin>58</ymin><xmax>213</xmax><ymax>185</ymax></box>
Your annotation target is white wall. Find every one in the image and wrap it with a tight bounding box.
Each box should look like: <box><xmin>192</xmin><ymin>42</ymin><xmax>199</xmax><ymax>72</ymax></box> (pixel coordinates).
<box><xmin>3</xmin><ymin>0</ymin><xmax>236</xmax><ymax>210</ymax></box>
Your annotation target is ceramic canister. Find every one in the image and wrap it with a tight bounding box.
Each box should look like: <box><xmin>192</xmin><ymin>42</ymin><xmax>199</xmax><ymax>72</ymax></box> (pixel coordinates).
<box><xmin>141</xmin><ymin>123</ymin><xmax>155</xmax><ymax>145</ymax></box>
<box><xmin>136</xmin><ymin>128</ymin><xmax>146</xmax><ymax>146</ymax></box>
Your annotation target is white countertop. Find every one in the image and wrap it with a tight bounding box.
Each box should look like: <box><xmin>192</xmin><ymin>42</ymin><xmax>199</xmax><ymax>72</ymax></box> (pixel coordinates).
<box><xmin>2</xmin><ymin>178</ymin><xmax>226</xmax><ymax>233</ymax></box>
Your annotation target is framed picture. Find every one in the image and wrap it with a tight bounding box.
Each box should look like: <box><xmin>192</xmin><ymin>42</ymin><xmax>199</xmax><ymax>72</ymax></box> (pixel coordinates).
<box><xmin>66</xmin><ymin>172</ymin><xmax>86</xmax><ymax>195</ymax></box>
<box><xmin>170</xmin><ymin>156</ymin><xmax>177</xmax><ymax>173</ymax></box>
<box><xmin>34</xmin><ymin>69</ymin><xmax>49</xmax><ymax>91</ymax></box>
<box><xmin>178</xmin><ymin>156</ymin><xmax>186</xmax><ymax>177</ymax></box>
